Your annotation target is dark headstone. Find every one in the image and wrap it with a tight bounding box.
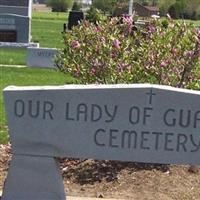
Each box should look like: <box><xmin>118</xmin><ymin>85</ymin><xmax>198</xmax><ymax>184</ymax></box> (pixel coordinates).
<box><xmin>0</xmin><ymin>0</ymin><xmax>31</xmax><ymax>16</ymax></box>
<box><xmin>63</xmin><ymin>23</ymin><xmax>67</xmax><ymax>33</ymax></box>
<box><xmin>0</xmin><ymin>14</ymin><xmax>30</xmax><ymax>43</ymax></box>
<box><xmin>68</xmin><ymin>11</ymin><xmax>84</xmax><ymax>30</ymax></box>
<box><xmin>0</xmin><ymin>0</ymin><xmax>32</xmax><ymax>43</ymax></box>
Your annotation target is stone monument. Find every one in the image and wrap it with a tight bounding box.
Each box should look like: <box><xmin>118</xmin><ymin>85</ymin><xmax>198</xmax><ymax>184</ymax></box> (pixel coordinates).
<box><xmin>0</xmin><ymin>0</ymin><xmax>32</xmax><ymax>43</ymax></box>
<box><xmin>2</xmin><ymin>84</ymin><xmax>200</xmax><ymax>200</ymax></box>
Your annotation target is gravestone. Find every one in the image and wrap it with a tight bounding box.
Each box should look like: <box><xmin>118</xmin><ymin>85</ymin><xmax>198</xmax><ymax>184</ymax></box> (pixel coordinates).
<box><xmin>2</xmin><ymin>84</ymin><xmax>200</xmax><ymax>200</ymax></box>
<box><xmin>0</xmin><ymin>0</ymin><xmax>32</xmax><ymax>43</ymax></box>
<box><xmin>27</xmin><ymin>47</ymin><xmax>58</xmax><ymax>68</ymax></box>
<box><xmin>68</xmin><ymin>11</ymin><xmax>84</xmax><ymax>30</ymax></box>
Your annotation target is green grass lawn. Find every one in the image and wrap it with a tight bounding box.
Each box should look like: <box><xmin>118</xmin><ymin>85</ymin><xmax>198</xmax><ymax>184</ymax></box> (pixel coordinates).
<box><xmin>185</xmin><ymin>19</ymin><xmax>200</xmax><ymax>26</ymax></box>
<box><xmin>31</xmin><ymin>11</ymin><xmax>67</xmax><ymax>48</ymax></box>
<box><xmin>31</xmin><ymin>19</ymin><xmax>65</xmax><ymax>48</ymax></box>
<box><xmin>0</xmin><ymin>66</ymin><xmax>75</xmax><ymax>143</ymax></box>
<box><xmin>0</xmin><ymin>48</ymin><xmax>27</xmax><ymax>65</ymax></box>
<box><xmin>32</xmin><ymin>11</ymin><xmax>67</xmax><ymax>21</ymax></box>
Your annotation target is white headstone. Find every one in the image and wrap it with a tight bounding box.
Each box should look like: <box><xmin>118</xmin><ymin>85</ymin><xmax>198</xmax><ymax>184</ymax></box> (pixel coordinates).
<box><xmin>27</xmin><ymin>47</ymin><xmax>58</xmax><ymax>68</ymax></box>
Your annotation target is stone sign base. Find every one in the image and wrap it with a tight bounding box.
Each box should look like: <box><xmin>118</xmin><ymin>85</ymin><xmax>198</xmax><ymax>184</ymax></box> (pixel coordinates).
<box><xmin>2</xmin><ymin>155</ymin><xmax>66</xmax><ymax>200</ymax></box>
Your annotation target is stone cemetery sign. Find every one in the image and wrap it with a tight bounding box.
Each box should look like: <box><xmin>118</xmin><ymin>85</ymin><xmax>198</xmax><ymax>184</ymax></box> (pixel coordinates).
<box><xmin>0</xmin><ymin>0</ymin><xmax>32</xmax><ymax>43</ymax></box>
<box><xmin>27</xmin><ymin>47</ymin><xmax>58</xmax><ymax>68</ymax></box>
<box><xmin>2</xmin><ymin>84</ymin><xmax>200</xmax><ymax>200</ymax></box>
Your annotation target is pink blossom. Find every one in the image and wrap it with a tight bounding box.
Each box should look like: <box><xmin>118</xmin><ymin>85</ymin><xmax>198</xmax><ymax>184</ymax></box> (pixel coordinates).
<box><xmin>111</xmin><ymin>51</ymin><xmax>117</xmax><ymax>58</ymax></box>
<box><xmin>172</xmin><ymin>48</ymin><xmax>178</xmax><ymax>55</ymax></box>
<box><xmin>194</xmin><ymin>28</ymin><xmax>200</xmax><ymax>42</ymax></box>
<box><xmin>117</xmin><ymin>62</ymin><xmax>126</xmax><ymax>73</ymax></box>
<box><xmin>122</xmin><ymin>15</ymin><xmax>133</xmax><ymax>25</ymax></box>
<box><xmin>127</xmin><ymin>65</ymin><xmax>132</xmax><ymax>73</ymax></box>
<box><xmin>184</xmin><ymin>50</ymin><xmax>194</xmax><ymax>57</ymax></box>
<box><xmin>148</xmin><ymin>25</ymin><xmax>156</xmax><ymax>33</ymax></box>
<box><xmin>95</xmin><ymin>25</ymin><xmax>102</xmax><ymax>32</ymax></box>
<box><xmin>100</xmin><ymin>37</ymin><xmax>106</xmax><ymax>44</ymax></box>
<box><xmin>160</xmin><ymin>31</ymin><xmax>165</xmax><ymax>36</ymax></box>
<box><xmin>90</xmin><ymin>66</ymin><xmax>97</xmax><ymax>75</ymax></box>
<box><xmin>122</xmin><ymin>15</ymin><xmax>133</xmax><ymax>33</ymax></box>
<box><xmin>194</xmin><ymin>28</ymin><xmax>200</xmax><ymax>36</ymax></box>
<box><xmin>71</xmin><ymin>41</ymin><xmax>80</xmax><ymax>49</ymax></box>
<box><xmin>113</xmin><ymin>39</ymin><xmax>120</xmax><ymax>49</ymax></box>
<box><xmin>74</xmin><ymin>66</ymin><xmax>81</xmax><ymax>77</ymax></box>
<box><xmin>160</xmin><ymin>61</ymin><xmax>168</xmax><ymax>67</ymax></box>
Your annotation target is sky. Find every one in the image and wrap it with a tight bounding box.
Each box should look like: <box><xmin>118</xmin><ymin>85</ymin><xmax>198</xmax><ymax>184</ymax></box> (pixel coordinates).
<box><xmin>82</xmin><ymin>0</ymin><xmax>92</xmax><ymax>5</ymax></box>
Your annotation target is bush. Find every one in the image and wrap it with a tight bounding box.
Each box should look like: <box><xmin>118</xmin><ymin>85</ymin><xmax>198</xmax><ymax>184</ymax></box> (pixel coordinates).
<box><xmin>55</xmin><ymin>16</ymin><xmax>200</xmax><ymax>89</ymax></box>
<box><xmin>46</xmin><ymin>0</ymin><xmax>73</xmax><ymax>12</ymax></box>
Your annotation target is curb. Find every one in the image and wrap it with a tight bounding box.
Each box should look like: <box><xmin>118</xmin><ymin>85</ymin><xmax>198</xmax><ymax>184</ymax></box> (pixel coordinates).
<box><xmin>69</xmin><ymin>197</ymin><xmax>124</xmax><ymax>200</ymax></box>
<box><xmin>0</xmin><ymin>192</ymin><xmax>124</xmax><ymax>200</ymax></box>
<box><xmin>0</xmin><ymin>196</ymin><xmax>123</xmax><ymax>200</ymax></box>
<box><xmin>0</xmin><ymin>64</ymin><xmax>27</xmax><ymax>68</ymax></box>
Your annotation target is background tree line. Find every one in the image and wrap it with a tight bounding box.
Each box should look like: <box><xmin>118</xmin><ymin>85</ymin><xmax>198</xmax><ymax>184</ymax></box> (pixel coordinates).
<box><xmin>45</xmin><ymin>0</ymin><xmax>200</xmax><ymax>20</ymax></box>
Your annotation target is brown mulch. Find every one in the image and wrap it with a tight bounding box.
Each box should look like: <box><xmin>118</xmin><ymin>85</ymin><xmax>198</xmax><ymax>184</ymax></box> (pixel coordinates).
<box><xmin>0</xmin><ymin>144</ymin><xmax>200</xmax><ymax>200</ymax></box>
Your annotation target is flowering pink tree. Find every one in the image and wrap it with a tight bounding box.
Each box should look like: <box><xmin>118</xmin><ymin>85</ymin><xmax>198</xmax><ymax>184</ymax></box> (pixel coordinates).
<box><xmin>140</xmin><ymin>20</ymin><xmax>200</xmax><ymax>88</ymax></box>
<box><xmin>55</xmin><ymin>16</ymin><xmax>200</xmax><ymax>89</ymax></box>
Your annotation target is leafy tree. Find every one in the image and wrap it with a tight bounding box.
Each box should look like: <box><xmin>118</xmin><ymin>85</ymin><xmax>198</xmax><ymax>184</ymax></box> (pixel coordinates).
<box><xmin>149</xmin><ymin>0</ymin><xmax>174</xmax><ymax>16</ymax></box>
<box><xmin>46</xmin><ymin>0</ymin><xmax>73</xmax><ymax>12</ymax></box>
<box><xmin>167</xmin><ymin>0</ymin><xmax>200</xmax><ymax>19</ymax></box>
<box><xmin>168</xmin><ymin>2</ymin><xmax>182</xmax><ymax>18</ymax></box>
<box><xmin>71</xmin><ymin>1</ymin><xmax>82</xmax><ymax>11</ymax></box>
<box><xmin>113</xmin><ymin>2</ymin><xmax>129</xmax><ymax>16</ymax></box>
<box><xmin>92</xmin><ymin>0</ymin><xmax>118</xmax><ymax>14</ymax></box>
<box><xmin>185</xmin><ymin>0</ymin><xmax>200</xmax><ymax>19</ymax></box>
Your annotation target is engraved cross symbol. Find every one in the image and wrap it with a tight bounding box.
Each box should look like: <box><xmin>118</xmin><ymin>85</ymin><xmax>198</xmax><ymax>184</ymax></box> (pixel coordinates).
<box><xmin>146</xmin><ymin>89</ymin><xmax>156</xmax><ymax>105</ymax></box>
